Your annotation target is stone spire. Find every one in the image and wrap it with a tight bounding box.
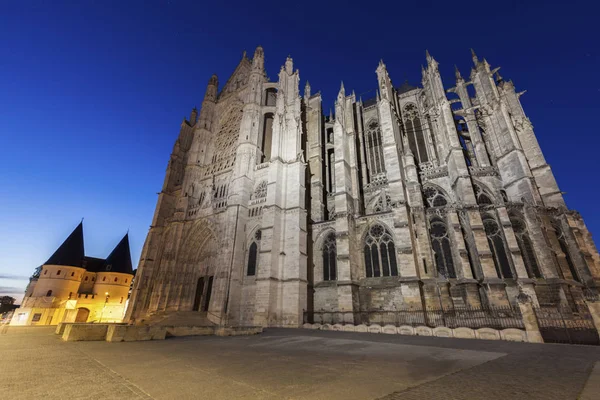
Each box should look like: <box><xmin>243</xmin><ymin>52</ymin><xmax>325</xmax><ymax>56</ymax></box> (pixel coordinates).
<box><xmin>252</xmin><ymin>45</ymin><xmax>264</xmax><ymax>71</ymax></box>
<box><xmin>471</xmin><ymin>48</ymin><xmax>479</xmax><ymax>65</ymax></box>
<box><xmin>455</xmin><ymin>65</ymin><xmax>463</xmax><ymax>81</ymax></box>
<box><xmin>304</xmin><ymin>80</ymin><xmax>311</xmax><ymax>100</ymax></box>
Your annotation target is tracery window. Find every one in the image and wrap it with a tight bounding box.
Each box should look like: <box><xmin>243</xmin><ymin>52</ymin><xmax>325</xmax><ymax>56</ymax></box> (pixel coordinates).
<box><xmin>474</xmin><ymin>183</ymin><xmax>493</xmax><ymax>205</ymax></box>
<box><xmin>509</xmin><ymin>214</ymin><xmax>542</xmax><ymax>278</ymax></box>
<box><xmin>403</xmin><ymin>103</ymin><xmax>429</xmax><ymax>164</ymax></box>
<box><xmin>482</xmin><ymin>214</ymin><xmax>513</xmax><ymax>278</ymax></box>
<box><xmin>429</xmin><ymin>216</ymin><xmax>456</xmax><ymax>278</ymax></box>
<box><xmin>423</xmin><ymin>186</ymin><xmax>448</xmax><ymax>208</ymax></box>
<box><xmin>552</xmin><ymin>221</ymin><xmax>580</xmax><ymax>282</ymax></box>
<box><xmin>247</xmin><ymin>242</ymin><xmax>258</xmax><ymax>276</ymax></box>
<box><xmin>373</xmin><ymin>194</ymin><xmax>392</xmax><ymax>213</ymax></box>
<box><xmin>322</xmin><ymin>232</ymin><xmax>337</xmax><ymax>281</ymax></box>
<box><xmin>364</xmin><ymin>224</ymin><xmax>398</xmax><ymax>278</ymax></box>
<box><xmin>253</xmin><ymin>181</ymin><xmax>267</xmax><ymax>199</ymax></box>
<box><xmin>365</xmin><ymin>120</ymin><xmax>386</xmax><ymax>176</ymax></box>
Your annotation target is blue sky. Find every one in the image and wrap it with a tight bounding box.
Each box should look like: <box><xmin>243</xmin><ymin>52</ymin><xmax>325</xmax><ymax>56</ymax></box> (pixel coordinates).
<box><xmin>1</xmin><ymin>0</ymin><xmax>598</xmax><ymax>303</ymax></box>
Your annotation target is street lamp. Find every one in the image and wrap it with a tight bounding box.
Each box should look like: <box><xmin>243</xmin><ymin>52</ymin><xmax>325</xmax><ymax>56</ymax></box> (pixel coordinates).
<box><xmin>99</xmin><ymin>292</ymin><xmax>109</xmax><ymax>322</ymax></box>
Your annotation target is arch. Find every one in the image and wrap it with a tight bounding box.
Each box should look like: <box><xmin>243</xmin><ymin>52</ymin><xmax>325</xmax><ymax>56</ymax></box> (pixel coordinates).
<box><xmin>429</xmin><ymin>216</ymin><xmax>456</xmax><ymax>278</ymax></box>
<box><xmin>403</xmin><ymin>103</ymin><xmax>429</xmax><ymax>163</ymax></box>
<box><xmin>373</xmin><ymin>194</ymin><xmax>392</xmax><ymax>213</ymax></box>
<box><xmin>322</xmin><ymin>232</ymin><xmax>337</xmax><ymax>281</ymax></box>
<box><xmin>363</xmin><ymin>223</ymin><xmax>398</xmax><ymax>278</ymax></box>
<box><xmin>247</xmin><ymin>242</ymin><xmax>258</xmax><ymax>276</ymax></box>
<box><xmin>552</xmin><ymin>220</ymin><xmax>580</xmax><ymax>282</ymax></box>
<box><xmin>509</xmin><ymin>212</ymin><xmax>542</xmax><ymax>278</ymax></box>
<box><xmin>264</xmin><ymin>87</ymin><xmax>277</xmax><ymax>106</ymax></box>
<box><xmin>261</xmin><ymin>113</ymin><xmax>274</xmax><ymax>162</ymax></box>
<box><xmin>473</xmin><ymin>182</ymin><xmax>494</xmax><ymax>205</ymax></box>
<box><xmin>364</xmin><ymin>119</ymin><xmax>385</xmax><ymax>176</ymax></box>
<box><xmin>482</xmin><ymin>214</ymin><xmax>513</xmax><ymax>278</ymax></box>
<box><xmin>422</xmin><ymin>184</ymin><xmax>449</xmax><ymax>208</ymax></box>
<box><xmin>75</xmin><ymin>308</ymin><xmax>89</xmax><ymax>323</ymax></box>
<box><xmin>193</xmin><ymin>277</ymin><xmax>205</xmax><ymax>311</ymax></box>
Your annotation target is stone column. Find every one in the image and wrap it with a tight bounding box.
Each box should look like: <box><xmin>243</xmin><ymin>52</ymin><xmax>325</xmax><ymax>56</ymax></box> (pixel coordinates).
<box><xmin>517</xmin><ymin>294</ymin><xmax>543</xmax><ymax>343</ymax></box>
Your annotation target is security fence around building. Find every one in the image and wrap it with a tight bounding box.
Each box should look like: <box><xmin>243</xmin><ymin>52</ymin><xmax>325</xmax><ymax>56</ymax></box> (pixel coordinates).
<box><xmin>304</xmin><ymin>305</ymin><xmax>525</xmax><ymax>330</ymax></box>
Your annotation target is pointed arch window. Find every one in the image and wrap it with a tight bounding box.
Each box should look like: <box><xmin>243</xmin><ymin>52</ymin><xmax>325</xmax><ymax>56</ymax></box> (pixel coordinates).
<box><xmin>552</xmin><ymin>221</ymin><xmax>580</xmax><ymax>282</ymax></box>
<box><xmin>322</xmin><ymin>232</ymin><xmax>337</xmax><ymax>281</ymax></box>
<box><xmin>364</xmin><ymin>224</ymin><xmax>398</xmax><ymax>278</ymax></box>
<box><xmin>474</xmin><ymin>184</ymin><xmax>493</xmax><ymax>205</ymax></box>
<box><xmin>482</xmin><ymin>214</ymin><xmax>513</xmax><ymax>278</ymax></box>
<box><xmin>423</xmin><ymin>186</ymin><xmax>448</xmax><ymax>208</ymax></box>
<box><xmin>247</xmin><ymin>242</ymin><xmax>258</xmax><ymax>276</ymax></box>
<box><xmin>403</xmin><ymin>103</ymin><xmax>429</xmax><ymax>164</ymax></box>
<box><xmin>429</xmin><ymin>216</ymin><xmax>456</xmax><ymax>278</ymax></box>
<box><xmin>509</xmin><ymin>214</ymin><xmax>542</xmax><ymax>278</ymax></box>
<box><xmin>365</xmin><ymin>120</ymin><xmax>386</xmax><ymax>176</ymax></box>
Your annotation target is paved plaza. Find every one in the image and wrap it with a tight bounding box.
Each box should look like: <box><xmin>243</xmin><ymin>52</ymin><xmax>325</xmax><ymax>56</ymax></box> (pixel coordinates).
<box><xmin>1</xmin><ymin>326</ymin><xmax>599</xmax><ymax>399</ymax></box>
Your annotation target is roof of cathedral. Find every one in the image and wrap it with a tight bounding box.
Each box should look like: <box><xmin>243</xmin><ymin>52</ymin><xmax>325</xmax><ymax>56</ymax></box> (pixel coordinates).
<box><xmin>396</xmin><ymin>81</ymin><xmax>419</xmax><ymax>94</ymax></box>
<box><xmin>45</xmin><ymin>222</ymin><xmax>85</xmax><ymax>267</ymax></box>
<box><xmin>44</xmin><ymin>223</ymin><xmax>133</xmax><ymax>275</ymax></box>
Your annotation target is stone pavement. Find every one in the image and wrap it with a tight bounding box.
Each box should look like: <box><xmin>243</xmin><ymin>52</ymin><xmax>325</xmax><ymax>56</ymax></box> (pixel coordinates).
<box><xmin>1</xmin><ymin>326</ymin><xmax>599</xmax><ymax>400</ymax></box>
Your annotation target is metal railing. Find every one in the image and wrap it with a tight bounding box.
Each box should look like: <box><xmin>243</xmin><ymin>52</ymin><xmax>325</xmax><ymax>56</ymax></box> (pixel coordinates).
<box><xmin>304</xmin><ymin>305</ymin><xmax>524</xmax><ymax>330</ymax></box>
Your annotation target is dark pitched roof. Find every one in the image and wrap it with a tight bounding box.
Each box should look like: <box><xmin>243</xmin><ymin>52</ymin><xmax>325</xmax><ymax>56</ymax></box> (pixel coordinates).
<box><xmin>102</xmin><ymin>234</ymin><xmax>133</xmax><ymax>274</ymax></box>
<box><xmin>45</xmin><ymin>222</ymin><xmax>85</xmax><ymax>267</ymax></box>
<box><xmin>397</xmin><ymin>81</ymin><xmax>419</xmax><ymax>95</ymax></box>
<box><xmin>362</xmin><ymin>97</ymin><xmax>378</xmax><ymax>108</ymax></box>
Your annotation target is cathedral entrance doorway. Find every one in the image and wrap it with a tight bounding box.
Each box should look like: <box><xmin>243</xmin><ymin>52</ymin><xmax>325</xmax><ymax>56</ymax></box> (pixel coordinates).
<box><xmin>193</xmin><ymin>277</ymin><xmax>205</xmax><ymax>311</ymax></box>
<box><xmin>203</xmin><ymin>276</ymin><xmax>213</xmax><ymax>311</ymax></box>
<box><xmin>75</xmin><ymin>308</ymin><xmax>89</xmax><ymax>323</ymax></box>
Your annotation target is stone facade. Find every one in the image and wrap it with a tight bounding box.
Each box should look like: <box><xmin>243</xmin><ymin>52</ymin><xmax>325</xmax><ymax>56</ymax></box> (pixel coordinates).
<box><xmin>126</xmin><ymin>47</ymin><xmax>600</xmax><ymax>328</ymax></box>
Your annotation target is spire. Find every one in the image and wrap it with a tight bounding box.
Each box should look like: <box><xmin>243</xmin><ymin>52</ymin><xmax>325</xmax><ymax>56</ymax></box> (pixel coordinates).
<box><xmin>337</xmin><ymin>81</ymin><xmax>345</xmax><ymax>101</ymax></box>
<box><xmin>304</xmin><ymin>80</ymin><xmax>311</xmax><ymax>99</ymax></box>
<box><xmin>45</xmin><ymin>222</ymin><xmax>85</xmax><ymax>267</ymax></box>
<box><xmin>252</xmin><ymin>46</ymin><xmax>264</xmax><ymax>70</ymax></box>
<box><xmin>102</xmin><ymin>234</ymin><xmax>133</xmax><ymax>274</ymax></box>
<box><xmin>421</xmin><ymin>64</ymin><xmax>427</xmax><ymax>77</ymax></box>
<box><xmin>329</xmin><ymin>108</ymin><xmax>333</xmax><ymax>121</ymax></box>
<box><xmin>285</xmin><ymin>55</ymin><xmax>293</xmax><ymax>74</ymax></box>
<box><xmin>190</xmin><ymin>107</ymin><xmax>198</xmax><ymax>125</ymax></box>
<box><xmin>471</xmin><ymin>48</ymin><xmax>479</xmax><ymax>65</ymax></box>
<box><xmin>204</xmin><ymin>74</ymin><xmax>218</xmax><ymax>102</ymax></box>
<box><xmin>454</xmin><ymin>65</ymin><xmax>463</xmax><ymax>81</ymax></box>
<box><xmin>426</xmin><ymin>49</ymin><xmax>432</xmax><ymax>62</ymax></box>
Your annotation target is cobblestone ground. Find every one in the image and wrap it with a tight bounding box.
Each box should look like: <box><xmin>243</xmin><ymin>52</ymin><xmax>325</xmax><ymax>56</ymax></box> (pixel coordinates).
<box><xmin>1</xmin><ymin>326</ymin><xmax>599</xmax><ymax>399</ymax></box>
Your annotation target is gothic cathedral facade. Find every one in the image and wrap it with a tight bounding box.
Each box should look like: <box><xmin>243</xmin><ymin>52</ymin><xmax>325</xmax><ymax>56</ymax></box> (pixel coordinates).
<box><xmin>126</xmin><ymin>47</ymin><xmax>600</xmax><ymax>327</ymax></box>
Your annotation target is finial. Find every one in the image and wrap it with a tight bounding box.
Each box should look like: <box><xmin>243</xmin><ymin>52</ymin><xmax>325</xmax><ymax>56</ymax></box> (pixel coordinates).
<box><xmin>454</xmin><ymin>65</ymin><xmax>462</xmax><ymax>80</ymax></box>
<box><xmin>421</xmin><ymin>64</ymin><xmax>426</xmax><ymax>76</ymax></box>
<box><xmin>242</xmin><ymin>50</ymin><xmax>247</xmax><ymax>59</ymax></box>
<box><xmin>471</xmin><ymin>48</ymin><xmax>479</xmax><ymax>65</ymax></box>
<box><xmin>426</xmin><ymin>49</ymin><xmax>431</xmax><ymax>61</ymax></box>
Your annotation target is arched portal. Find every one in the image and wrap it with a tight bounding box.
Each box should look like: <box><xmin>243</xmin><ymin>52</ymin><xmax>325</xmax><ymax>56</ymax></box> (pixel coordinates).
<box><xmin>75</xmin><ymin>308</ymin><xmax>89</xmax><ymax>323</ymax></box>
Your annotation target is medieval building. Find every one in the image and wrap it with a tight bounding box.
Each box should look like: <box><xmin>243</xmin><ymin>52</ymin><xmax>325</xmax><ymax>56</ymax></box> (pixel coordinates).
<box><xmin>126</xmin><ymin>47</ymin><xmax>600</xmax><ymax>328</ymax></box>
<box><xmin>11</xmin><ymin>222</ymin><xmax>134</xmax><ymax>326</ymax></box>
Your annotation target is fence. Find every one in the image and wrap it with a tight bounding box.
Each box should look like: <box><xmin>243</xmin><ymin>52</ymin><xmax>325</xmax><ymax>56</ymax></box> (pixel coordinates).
<box><xmin>533</xmin><ymin>305</ymin><xmax>599</xmax><ymax>345</ymax></box>
<box><xmin>304</xmin><ymin>305</ymin><xmax>525</xmax><ymax>330</ymax></box>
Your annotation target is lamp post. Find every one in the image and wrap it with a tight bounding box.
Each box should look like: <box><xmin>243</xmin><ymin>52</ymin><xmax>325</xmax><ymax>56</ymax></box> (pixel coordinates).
<box><xmin>99</xmin><ymin>292</ymin><xmax>109</xmax><ymax>322</ymax></box>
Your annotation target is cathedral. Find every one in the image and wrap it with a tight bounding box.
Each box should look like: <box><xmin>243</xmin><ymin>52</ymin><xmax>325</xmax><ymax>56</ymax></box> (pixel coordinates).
<box><xmin>126</xmin><ymin>47</ymin><xmax>600</xmax><ymax>328</ymax></box>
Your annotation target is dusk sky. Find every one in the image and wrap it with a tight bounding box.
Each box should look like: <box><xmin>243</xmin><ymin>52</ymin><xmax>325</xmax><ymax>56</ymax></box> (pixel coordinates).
<box><xmin>1</xmin><ymin>0</ymin><xmax>598</xmax><ymax>303</ymax></box>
